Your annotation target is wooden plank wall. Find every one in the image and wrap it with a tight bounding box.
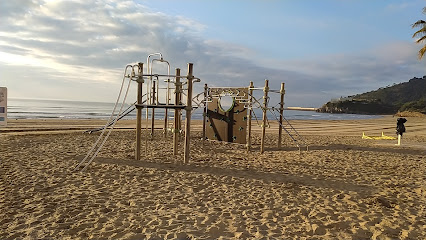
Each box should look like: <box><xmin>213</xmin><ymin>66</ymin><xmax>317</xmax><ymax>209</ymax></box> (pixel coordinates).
<box><xmin>205</xmin><ymin>88</ymin><xmax>248</xmax><ymax>144</ymax></box>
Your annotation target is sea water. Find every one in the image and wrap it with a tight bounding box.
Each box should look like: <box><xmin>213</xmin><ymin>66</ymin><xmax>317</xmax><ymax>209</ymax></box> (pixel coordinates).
<box><xmin>7</xmin><ymin>98</ymin><xmax>382</xmax><ymax>121</ymax></box>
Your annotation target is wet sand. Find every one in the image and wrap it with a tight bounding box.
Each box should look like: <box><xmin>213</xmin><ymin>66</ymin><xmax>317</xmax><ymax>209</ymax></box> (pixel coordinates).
<box><xmin>1</xmin><ymin>116</ymin><xmax>425</xmax><ymax>239</ymax></box>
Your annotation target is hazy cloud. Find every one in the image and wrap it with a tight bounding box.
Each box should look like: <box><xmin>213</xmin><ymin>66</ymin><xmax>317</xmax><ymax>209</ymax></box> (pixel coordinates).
<box><xmin>0</xmin><ymin>0</ymin><xmax>424</xmax><ymax>107</ymax></box>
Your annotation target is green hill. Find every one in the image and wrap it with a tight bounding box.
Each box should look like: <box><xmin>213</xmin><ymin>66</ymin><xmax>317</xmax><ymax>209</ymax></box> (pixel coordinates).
<box><xmin>317</xmin><ymin>76</ymin><xmax>426</xmax><ymax>114</ymax></box>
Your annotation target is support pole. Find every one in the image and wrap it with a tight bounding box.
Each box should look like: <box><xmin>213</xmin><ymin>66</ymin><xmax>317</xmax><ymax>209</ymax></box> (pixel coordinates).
<box><xmin>397</xmin><ymin>134</ymin><xmax>401</xmax><ymax>146</ymax></box>
<box><xmin>247</xmin><ymin>81</ymin><xmax>254</xmax><ymax>151</ymax></box>
<box><xmin>278</xmin><ymin>82</ymin><xmax>285</xmax><ymax>149</ymax></box>
<box><xmin>261</xmin><ymin>79</ymin><xmax>269</xmax><ymax>154</ymax></box>
<box><xmin>136</xmin><ymin>63</ymin><xmax>143</xmax><ymax>161</ymax></box>
<box><xmin>164</xmin><ymin>79</ymin><xmax>170</xmax><ymax>137</ymax></box>
<box><xmin>184</xmin><ymin>63</ymin><xmax>194</xmax><ymax>163</ymax></box>
<box><xmin>202</xmin><ymin>83</ymin><xmax>208</xmax><ymax>141</ymax></box>
<box><xmin>173</xmin><ymin>68</ymin><xmax>181</xmax><ymax>155</ymax></box>
<box><xmin>150</xmin><ymin>79</ymin><xmax>156</xmax><ymax>139</ymax></box>
<box><xmin>164</xmin><ymin>109</ymin><xmax>168</xmax><ymax>137</ymax></box>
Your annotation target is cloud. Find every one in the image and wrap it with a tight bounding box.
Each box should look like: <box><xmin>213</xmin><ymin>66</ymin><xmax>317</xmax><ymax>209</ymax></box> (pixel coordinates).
<box><xmin>258</xmin><ymin>41</ymin><xmax>425</xmax><ymax>104</ymax></box>
<box><xmin>0</xmin><ymin>0</ymin><xmax>424</xmax><ymax>108</ymax></box>
<box><xmin>385</xmin><ymin>2</ymin><xmax>418</xmax><ymax>11</ymax></box>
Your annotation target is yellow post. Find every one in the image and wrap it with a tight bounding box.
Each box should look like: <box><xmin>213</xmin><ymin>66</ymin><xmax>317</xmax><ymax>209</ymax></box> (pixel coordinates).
<box><xmin>173</xmin><ymin>68</ymin><xmax>181</xmax><ymax>155</ymax></box>
<box><xmin>184</xmin><ymin>63</ymin><xmax>194</xmax><ymax>163</ymax></box>
<box><xmin>136</xmin><ymin>63</ymin><xmax>143</xmax><ymax>160</ymax></box>
<box><xmin>247</xmin><ymin>81</ymin><xmax>254</xmax><ymax>151</ymax></box>
<box><xmin>278</xmin><ymin>82</ymin><xmax>285</xmax><ymax>148</ymax></box>
<box><xmin>261</xmin><ymin>79</ymin><xmax>269</xmax><ymax>154</ymax></box>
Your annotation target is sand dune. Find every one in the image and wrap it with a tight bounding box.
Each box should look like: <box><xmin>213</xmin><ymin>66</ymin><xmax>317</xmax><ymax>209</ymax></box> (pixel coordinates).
<box><xmin>1</xmin><ymin>116</ymin><xmax>425</xmax><ymax>239</ymax></box>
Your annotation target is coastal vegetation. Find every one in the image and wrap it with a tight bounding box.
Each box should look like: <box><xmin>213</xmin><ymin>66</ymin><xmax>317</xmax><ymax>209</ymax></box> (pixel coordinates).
<box><xmin>317</xmin><ymin>76</ymin><xmax>426</xmax><ymax>115</ymax></box>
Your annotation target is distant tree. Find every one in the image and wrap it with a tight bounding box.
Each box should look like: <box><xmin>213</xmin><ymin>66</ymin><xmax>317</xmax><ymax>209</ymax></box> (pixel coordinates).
<box><xmin>412</xmin><ymin>7</ymin><xmax>426</xmax><ymax>59</ymax></box>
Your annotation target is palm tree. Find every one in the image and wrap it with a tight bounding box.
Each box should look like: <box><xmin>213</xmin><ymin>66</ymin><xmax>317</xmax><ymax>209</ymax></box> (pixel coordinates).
<box><xmin>412</xmin><ymin>7</ymin><xmax>426</xmax><ymax>60</ymax></box>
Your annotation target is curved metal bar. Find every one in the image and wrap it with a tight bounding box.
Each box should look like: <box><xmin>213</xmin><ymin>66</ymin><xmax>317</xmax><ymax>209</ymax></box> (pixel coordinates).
<box><xmin>151</xmin><ymin>58</ymin><xmax>170</xmax><ymax>105</ymax></box>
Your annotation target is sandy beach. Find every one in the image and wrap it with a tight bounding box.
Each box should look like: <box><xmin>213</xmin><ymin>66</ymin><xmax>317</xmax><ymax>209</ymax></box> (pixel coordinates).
<box><xmin>1</xmin><ymin>116</ymin><xmax>425</xmax><ymax>239</ymax></box>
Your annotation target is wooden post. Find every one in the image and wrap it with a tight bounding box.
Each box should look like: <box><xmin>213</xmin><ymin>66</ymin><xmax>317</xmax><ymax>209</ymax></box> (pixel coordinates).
<box><xmin>164</xmin><ymin>109</ymin><xmax>168</xmax><ymax>137</ymax></box>
<box><xmin>278</xmin><ymin>82</ymin><xmax>285</xmax><ymax>148</ymax></box>
<box><xmin>164</xmin><ymin>79</ymin><xmax>170</xmax><ymax>137</ymax></box>
<box><xmin>202</xmin><ymin>83</ymin><xmax>208</xmax><ymax>141</ymax></box>
<box><xmin>136</xmin><ymin>63</ymin><xmax>143</xmax><ymax>160</ymax></box>
<box><xmin>184</xmin><ymin>63</ymin><xmax>193</xmax><ymax>163</ymax></box>
<box><xmin>261</xmin><ymin>79</ymin><xmax>269</xmax><ymax>154</ymax></box>
<box><xmin>247</xmin><ymin>81</ymin><xmax>254</xmax><ymax>151</ymax></box>
<box><xmin>150</xmin><ymin>79</ymin><xmax>156</xmax><ymax>139</ymax></box>
<box><xmin>177</xmin><ymin>75</ymin><xmax>183</xmax><ymax>151</ymax></box>
<box><xmin>173</xmin><ymin>68</ymin><xmax>181</xmax><ymax>155</ymax></box>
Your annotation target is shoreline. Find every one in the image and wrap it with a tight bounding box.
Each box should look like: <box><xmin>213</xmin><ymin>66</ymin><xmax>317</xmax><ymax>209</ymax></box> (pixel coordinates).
<box><xmin>1</xmin><ymin>115</ymin><xmax>425</xmax><ymax>137</ymax></box>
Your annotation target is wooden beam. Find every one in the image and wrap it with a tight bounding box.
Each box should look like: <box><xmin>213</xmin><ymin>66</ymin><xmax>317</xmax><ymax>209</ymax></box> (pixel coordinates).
<box><xmin>278</xmin><ymin>82</ymin><xmax>285</xmax><ymax>149</ymax></box>
<box><xmin>261</xmin><ymin>79</ymin><xmax>269</xmax><ymax>154</ymax></box>
<box><xmin>136</xmin><ymin>63</ymin><xmax>143</xmax><ymax>161</ymax></box>
<box><xmin>135</xmin><ymin>104</ymin><xmax>185</xmax><ymax>109</ymax></box>
<box><xmin>150</xmin><ymin>80</ymin><xmax>156</xmax><ymax>139</ymax></box>
<box><xmin>202</xmin><ymin>83</ymin><xmax>208</xmax><ymax>142</ymax></box>
<box><xmin>247</xmin><ymin>81</ymin><xmax>254</xmax><ymax>152</ymax></box>
<box><xmin>173</xmin><ymin>68</ymin><xmax>181</xmax><ymax>155</ymax></box>
<box><xmin>184</xmin><ymin>63</ymin><xmax>193</xmax><ymax>163</ymax></box>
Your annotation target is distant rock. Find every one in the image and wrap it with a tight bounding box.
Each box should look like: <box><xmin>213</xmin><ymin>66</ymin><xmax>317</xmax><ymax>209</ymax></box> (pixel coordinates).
<box><xmin>317</xmin><ymin>76</ymin><xmax>426</xmax><ymax>115</ymax></box>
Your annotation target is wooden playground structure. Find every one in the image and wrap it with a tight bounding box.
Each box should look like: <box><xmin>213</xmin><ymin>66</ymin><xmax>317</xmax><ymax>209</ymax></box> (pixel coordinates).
<box><xmin>202</xmin><ymin>80</ymin><xmax>307</xmax><ymax>153</ymax></box>
<box><xmin>75</xmin><ymin>53</ymin><xmax>308</xmax><ymax>171</ymax></box>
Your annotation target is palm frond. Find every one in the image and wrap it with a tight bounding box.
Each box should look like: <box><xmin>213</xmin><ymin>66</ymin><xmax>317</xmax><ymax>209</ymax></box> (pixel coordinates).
<box><xmin>412</xmin><ymin>7</ymin><xmax>426</xmax><ymax>60</ymax></box>
<box><xmin>411</xmin><ymin>20</ymin><xmax>426</xmax><ymax>29</ymax></box>
<box><xmin>412</xmin><ymin>27</ymin><xmax>426</xmax><ymax>38</ymax></box>
<box><xmin>416</xmin><ymin>35</ymin><xmax>426</xmax><ymax>44</ymax></box>
<box><xmin>418</xmin><ymin>44</ymin><xmax>426</xmax><ymax>60</ymax></box>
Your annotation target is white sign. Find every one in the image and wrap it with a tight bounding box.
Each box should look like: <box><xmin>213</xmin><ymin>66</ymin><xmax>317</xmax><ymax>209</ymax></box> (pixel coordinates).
<box><xmin>0</xmin><ymin>87</ymin><xmax>7</xmax><ymax>127</ymax></box>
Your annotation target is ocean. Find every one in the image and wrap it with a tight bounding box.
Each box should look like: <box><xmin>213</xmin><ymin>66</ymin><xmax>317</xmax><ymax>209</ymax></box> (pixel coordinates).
<box><xmin>7</xmin><ymin>98</ymin><xmax>382</xmax><ymax>121</ymax></box>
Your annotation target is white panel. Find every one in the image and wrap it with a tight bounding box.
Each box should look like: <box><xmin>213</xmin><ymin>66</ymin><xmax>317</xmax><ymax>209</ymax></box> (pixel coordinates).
<box><xmin>0</xmin><ymin>87</ymin><xmax>7</xmax><ymax>127</ymax></box>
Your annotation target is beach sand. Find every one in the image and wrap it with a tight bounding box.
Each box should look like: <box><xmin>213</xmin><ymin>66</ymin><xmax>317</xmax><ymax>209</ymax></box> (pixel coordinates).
<box><xmin>1</xmin><ymin>116</ymin><xmax>425</xmax><ymax>239</ymax></box>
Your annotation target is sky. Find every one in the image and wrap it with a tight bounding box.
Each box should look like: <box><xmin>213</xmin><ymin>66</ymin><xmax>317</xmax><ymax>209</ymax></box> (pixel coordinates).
<box><xmin>0</xmin><ymin>0</ymin><xmax>425</xmax><ymax>107</ymax></box>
